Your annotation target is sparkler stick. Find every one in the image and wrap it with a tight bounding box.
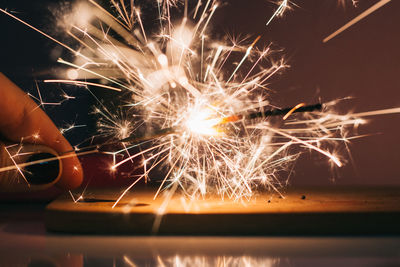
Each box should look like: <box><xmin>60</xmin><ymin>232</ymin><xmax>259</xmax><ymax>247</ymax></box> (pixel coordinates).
<box><xmin>119</xmin><ymin>103</ymin><xmax>323</xmax><ymax>144</ymax></box>
<box><xmin>323</xmin><ymin>0</ymin><xmax>391</xmax><ymax>43</ymax></box>
<box><xmin>243</xmin><ymin>103</ymin><xmax>322</xmax><ymax>121</ymax></box>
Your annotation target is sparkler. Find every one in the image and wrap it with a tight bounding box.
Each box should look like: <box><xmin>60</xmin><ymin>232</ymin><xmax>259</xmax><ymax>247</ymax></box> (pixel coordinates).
<box><xmin>1</xmin><ymin>1</ymin><xmax>399</xmax><ymax>206</ymax></box>
<box><xmin>118</xmin><ymin>103</ymin><xmax>323</xmax><ymax>144</ymax></box>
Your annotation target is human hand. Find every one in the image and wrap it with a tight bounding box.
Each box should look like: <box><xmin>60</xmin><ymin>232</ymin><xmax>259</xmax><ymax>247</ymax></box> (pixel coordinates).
<box><xmin>0</xmin><ymin>73</ymin><xmax>83</xmax><ymax>191</ymax></box>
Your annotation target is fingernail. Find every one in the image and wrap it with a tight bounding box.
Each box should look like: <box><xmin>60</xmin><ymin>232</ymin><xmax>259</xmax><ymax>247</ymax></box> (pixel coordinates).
<box><xmin>25</xmin><ymin>153</ymin><xmax>61</xmax><ymax>185</ymax></box>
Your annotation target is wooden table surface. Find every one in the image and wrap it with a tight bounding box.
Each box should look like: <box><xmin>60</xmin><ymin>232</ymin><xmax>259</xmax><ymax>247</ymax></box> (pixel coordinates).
<box><xmin>45</xmin><ymin>186</ymin><xmax>400</xmax><ymax>235</ymax></box>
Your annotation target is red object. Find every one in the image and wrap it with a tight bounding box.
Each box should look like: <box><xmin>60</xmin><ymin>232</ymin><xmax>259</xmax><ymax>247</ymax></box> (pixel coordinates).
<box><xmin>79</xmin><ymin>153</ymin><xmax>145</xmax><ymax>187</ymax></box>
<box><xmin>0</xmin><ymin>153</ymin><xmax>146</xmax><ymax>201</ymax></box>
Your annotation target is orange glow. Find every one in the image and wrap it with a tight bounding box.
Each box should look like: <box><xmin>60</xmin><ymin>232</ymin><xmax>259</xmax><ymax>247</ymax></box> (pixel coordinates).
<box><xmin>283</xmin><ymin>103</ymin><xmax>306</xmax><ymax>120</ymax></box>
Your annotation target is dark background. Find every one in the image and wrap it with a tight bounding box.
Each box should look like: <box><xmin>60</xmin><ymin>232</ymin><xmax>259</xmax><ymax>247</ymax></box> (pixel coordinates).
<box><xmin>0</xmin><ymin>0</ymin><xmax>399</xmax><ymax>186</ymax></box>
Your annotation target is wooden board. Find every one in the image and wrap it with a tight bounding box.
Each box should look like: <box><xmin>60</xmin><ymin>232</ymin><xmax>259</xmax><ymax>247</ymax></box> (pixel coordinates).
<box><xmin>45</xmin><ymin>186</ymin><xmax>400</xmax><ymax>235</ymax></box>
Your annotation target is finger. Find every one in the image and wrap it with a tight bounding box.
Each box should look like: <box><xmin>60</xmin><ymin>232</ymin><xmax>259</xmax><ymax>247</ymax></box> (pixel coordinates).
<box><xmin>0</xmin><ymin>73</ymin><xmax>83</xmax><ymax>189</ymax></box>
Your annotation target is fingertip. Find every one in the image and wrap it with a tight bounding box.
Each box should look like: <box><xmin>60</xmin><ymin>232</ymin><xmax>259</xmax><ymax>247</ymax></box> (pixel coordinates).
<box><xmin>56</xmin><ymin>153</ymin><xmax>84</xmax><ymax>190</ymax></box>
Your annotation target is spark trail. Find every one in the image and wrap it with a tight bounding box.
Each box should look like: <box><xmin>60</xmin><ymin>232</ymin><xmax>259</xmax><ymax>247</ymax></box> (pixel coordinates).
<box><xmin>323</xmin><ymin>0</ymin><xmax>392</xmax><ymax>43</ymax></box>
